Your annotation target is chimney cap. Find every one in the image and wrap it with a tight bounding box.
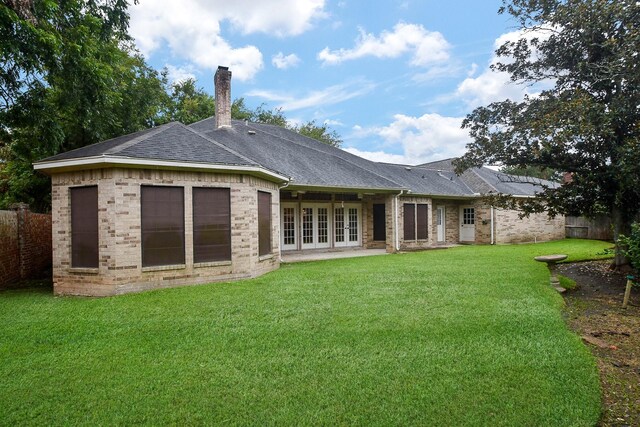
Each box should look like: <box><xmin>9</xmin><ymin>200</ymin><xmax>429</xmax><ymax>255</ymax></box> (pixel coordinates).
<box><xmin>217</xmin><ymin>65</ymin><xmax>229</xmax><ymax>72</ymax></box>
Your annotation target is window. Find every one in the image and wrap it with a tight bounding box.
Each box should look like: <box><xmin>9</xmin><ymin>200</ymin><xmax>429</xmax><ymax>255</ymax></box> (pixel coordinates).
<box><xmin>70</xmin><ymin>186</ymin><xmax>98</xmax><ymax>268</ymax></box>
<box><xmin>403</xmin><ymin>203</ymin><xmax>415</xmax><ymax>241</ymax></box>
<box><xmin>463</xmin><ymin>208</ymin><xmax>475</xmax><ymax>225</ymax></box>
<box><xmin>193</xmin><ymin>188</ymin><xmax>231</xmax><ymax>263</ymax></box>
<box><xmin>404</xmin><ymin>203</ymin><xmax>429</xmax><ymax>241</ymax></box>
<box><xmin>141</xmin><ymin>186</ymin><xmax>185</xmax><ymax>267</ymax></box>
<box><xmin>373</xmin><ymin>204</ymin><xmax>386</xmax><ymax>241</ymax></box>
<box><xmin>417</xmin><ymin>204</ymin><xmax>428</xmax><ymax>240</ymax></box>
<box><xmin>258</xmin><ymin>191</ymin><xmax>272</xmax><ymax>256</ymax></box>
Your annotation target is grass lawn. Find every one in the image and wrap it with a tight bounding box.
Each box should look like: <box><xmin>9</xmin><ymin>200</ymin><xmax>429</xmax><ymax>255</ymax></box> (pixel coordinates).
<box><xmin>0</xmin><ymin>239</ymin><xmax>612</xmax><ymax>425</ymax></box>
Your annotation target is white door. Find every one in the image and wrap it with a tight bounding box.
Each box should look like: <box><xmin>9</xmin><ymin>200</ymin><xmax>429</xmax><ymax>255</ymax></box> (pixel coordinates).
<box><xmin>436</xmin><ymin>206</ymin><xmax>445</xmax><ymax>242</ymax></box>
<box><xmin>459</xmin><ymin>207</ymin><xmax>475</xmax><ymax>242</ymax></box>
<box><xmin>301</xmin><ymin>203</ymin><xmax>331</xmax><ymax>250</ymax></box>
<box><xmin>334</xmin><ymin>204</ymin><xmax>361</xmax><ymax>247</ymax></box>
<box><xmin>281</xmin><ymin>203</ymin><xmax>298</xmax><ymax>250</ymax></box>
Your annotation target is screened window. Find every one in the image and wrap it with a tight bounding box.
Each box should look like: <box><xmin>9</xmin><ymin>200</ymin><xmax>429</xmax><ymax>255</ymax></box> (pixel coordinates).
<box><xmin>193</xmin><ymin>187</ymin><xmax>231</xmax><ymax>263</ymax></box>
<box><xmin>141</xmin><ymin>186</ymin><xmax>185</xmax><ymax>267</ymax></box>
<box><xmin>417</xmin><ymin>204</ymin><xmax>428</xmax><ymax>240</ymax></box>
<box><xmin>70</xmin><ymin>186</ymin><xmax>99</xmax><ymax>268</ymax></box>
<box><xmin>403</xmin><ymin>203</ymin><xmax>415</xmax><ymax>241</ymax></box>
<box><xmin>404</xmin><ymin>203</ymin><xmax>429</xmax><ymax>241</ymax></box>
<box><xmin>258</xmin><ymin>191</ymin><xmax>272</xmax><ymax>256</ymax></box>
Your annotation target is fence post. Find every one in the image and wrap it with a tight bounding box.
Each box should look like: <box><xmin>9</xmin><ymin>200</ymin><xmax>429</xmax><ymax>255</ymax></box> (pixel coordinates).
<box><xmin>10</xmin><ymin>203</ymin><xmax>30</xmax><ymax>280</ymax></box>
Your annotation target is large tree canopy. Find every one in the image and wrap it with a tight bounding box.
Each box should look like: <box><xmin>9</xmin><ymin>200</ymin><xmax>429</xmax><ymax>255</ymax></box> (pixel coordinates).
<box><xmin>454</xmin><ymin>0</ymin><xmax>640</xmax><ymax>263</ymax></box>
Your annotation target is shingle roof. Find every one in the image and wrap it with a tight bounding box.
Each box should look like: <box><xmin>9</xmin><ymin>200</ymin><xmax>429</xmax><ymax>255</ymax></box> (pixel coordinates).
<box><xmin>35</xmin><ymin>118</ymin><xmax>557</xmax><ymax>198</ymax></box>
<box><xmin>38</xmin><ymin>122</ymin><xmax>259</xmax><ymax>168</ymax></box>
<box><xmin>419</xmin><ymin>158</ymin><xmax>558</xmax><ymax>196</ymax></box>
<box><xmin>373</xmin><ymin>163</ymin><xmax>475</xmax><ymax>196</ymax></box>
<box><xmin>189</xmin><ymin>118</ymin><xmax>403</xmax><ymax>190</ymax></box>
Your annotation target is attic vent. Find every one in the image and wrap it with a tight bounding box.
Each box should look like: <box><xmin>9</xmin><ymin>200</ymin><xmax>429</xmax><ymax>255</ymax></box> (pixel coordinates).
<box><xmin>248</xmin><ymin>130</ymin><xmax>256</xmax><ymax>135</ymax></box>
<box><xmin>405</xmin><ymin>166</ymin><xmax>412</xmax><ymax>171</ymax></box>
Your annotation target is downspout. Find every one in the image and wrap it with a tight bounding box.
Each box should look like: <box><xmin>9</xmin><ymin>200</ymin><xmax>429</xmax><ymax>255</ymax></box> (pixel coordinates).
<box><xmin>395</xmin><ymin>190</ymin><xmax>404</xmax><ymax>251</ymax></box>
<box><xmin>277</xmin><ymin>180</ymin><xmax>291</xmax><ymax>262</ymax></box>
<box><xmin>490</xmin><ymin>205</ymin><xmax>495</xmax><ymax>245</ymax></box>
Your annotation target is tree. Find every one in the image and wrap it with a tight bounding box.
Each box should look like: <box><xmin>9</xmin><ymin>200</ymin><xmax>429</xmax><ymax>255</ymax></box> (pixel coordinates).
<box><xmin>247</xmin><ymin>105</ymin><xmax>343</xmax><ymax>147</ymax></box>
<box><xmin>296</xmin><ymin>120</ymin><xmax>343</xmax><ymax>148</ymax></box>
<box><xmin>500</xmin><ymin>165</ymin><xmax>560</xmax><ymax>181</ymax></box>
<box><xmin>454</xmin><ymin>0</ymin><xmax>640</xmax><ymax>267</ymax></box>
<box><xmin>0</xmin><ymin>0</ymin><xmax>169</xmax><ymax>212</ymax></box>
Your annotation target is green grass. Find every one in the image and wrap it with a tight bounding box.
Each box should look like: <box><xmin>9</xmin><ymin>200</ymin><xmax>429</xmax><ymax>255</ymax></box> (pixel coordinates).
<box><xmin>0</xmin><ymin>239</ymin><xmax>611</xmax><ymax>426</ymax></box>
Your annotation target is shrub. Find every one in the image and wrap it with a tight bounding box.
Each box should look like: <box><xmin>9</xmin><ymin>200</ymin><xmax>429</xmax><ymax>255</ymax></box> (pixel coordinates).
<box><xmin>618</xmin><ymin>222</ymin><xmax>640</xmax><ymax>274</ymax></box>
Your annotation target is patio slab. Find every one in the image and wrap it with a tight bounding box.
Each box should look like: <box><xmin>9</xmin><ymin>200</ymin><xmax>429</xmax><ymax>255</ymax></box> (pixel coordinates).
<box><xmin>281</xmin><ymin>248</ymin><xmax>388</xmax><ymax>263</ymax></box>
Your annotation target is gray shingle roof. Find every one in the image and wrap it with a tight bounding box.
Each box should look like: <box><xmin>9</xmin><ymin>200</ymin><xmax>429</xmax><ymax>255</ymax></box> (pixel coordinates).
<box><xmin>189</xmin><ymin>118</ymin><xmax>403</xmax><ymax>190</ymax></box>
<box><xmin>374</xmin><ymin>163</ymin><xmax>475</xmax><ymax>196</ymax></box>
<box><xmin>36</xmin><ymin>118</ymin><xmax>556</xmax><ymax>198</ymax></box>
<box><xmin>37</xmin><ymin>121</ymin><xmax>261</xmax><ymax>168</ymax></box>
<box><xmin>419</xmin><ymin>158</ymin><xmax>558</xmax><ymax>196</ymax></box>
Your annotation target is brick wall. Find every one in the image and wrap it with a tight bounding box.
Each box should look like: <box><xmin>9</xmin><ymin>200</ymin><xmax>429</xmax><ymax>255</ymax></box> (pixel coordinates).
<box><xmin>51</xmin><ymin>168</ymin><xmax>280</xmax><ymax>296</ymax></box>
<box><xmin>473</xmin><ymin>203</ymin><xmax>565</xmax><ymax>244</ymax></box>
<box><xmin>397</xmin><ymin>196</ymin><xmax>433</xmax><ymax>251</ymax></box>
<box><xmin>0</xmin><ymin>205</ymin><xmax>52</xmax><ymax>287</ymax></box>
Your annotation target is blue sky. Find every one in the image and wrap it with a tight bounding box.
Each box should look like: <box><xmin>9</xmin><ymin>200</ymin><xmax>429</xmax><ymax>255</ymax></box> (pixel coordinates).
<box><xmin>128</xmin><ymin>0</ymin><xmax>534</xmax><ymax>165</ymax></box>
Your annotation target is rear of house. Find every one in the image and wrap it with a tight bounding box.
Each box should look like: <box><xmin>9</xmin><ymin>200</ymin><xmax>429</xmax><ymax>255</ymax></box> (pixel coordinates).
<box><xmin>34</xmin><ymin>66</ymin><xmax>564</xmax><ymax>296</ymax></box>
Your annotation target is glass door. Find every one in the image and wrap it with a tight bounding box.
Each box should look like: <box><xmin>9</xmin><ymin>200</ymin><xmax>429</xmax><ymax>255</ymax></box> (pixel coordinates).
<box><xmin>301</xmin><ymin>203</ymin><xmax>331</xmax><ymax>249</ymax></box>
<box><xmin>334</xmin><ymin>203</ymin><xmax>361</xmax><ymax>247</ymax></box>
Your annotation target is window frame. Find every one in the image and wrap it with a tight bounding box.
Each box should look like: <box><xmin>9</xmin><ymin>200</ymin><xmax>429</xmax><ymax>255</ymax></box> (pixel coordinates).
<box><xmin>70</xmin><ymin>186</ymin><xmax>99</xmax><ymax>269</ymax></box>
<box><xmin>258</xmin><ymin>191</ymin><xmax>272</xmax><ymax>257</ymax></box>
<box><xmin>403</xmin><ymin>202</ymin><xmax>429</xmax><ymax>241</ymax></box>
<box><xmin>192</xmin><ymin>187</ymin><xmax>231</xmax><ymax>263</ymax></box>
<box><xmin>140</xmin><ymin>185</ymin><xmax>185</xmax><ymax>268</ymax></box>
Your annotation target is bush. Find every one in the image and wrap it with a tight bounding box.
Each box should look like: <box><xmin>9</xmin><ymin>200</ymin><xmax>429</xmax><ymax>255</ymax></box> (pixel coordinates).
<box><xmin>618</xmin><ymin>222</ymin><xmax>640</xmax><ymax>274</ymax></box>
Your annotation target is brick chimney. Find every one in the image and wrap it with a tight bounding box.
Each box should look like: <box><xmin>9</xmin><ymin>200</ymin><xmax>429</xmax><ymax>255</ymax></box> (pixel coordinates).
<box><xmin>214</xmin><ymin>66</ymin><xmax>232</xmax><ymax>128</ymax></box>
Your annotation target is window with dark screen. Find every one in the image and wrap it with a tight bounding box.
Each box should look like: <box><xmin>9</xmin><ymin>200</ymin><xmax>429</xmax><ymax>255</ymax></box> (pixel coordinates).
<box><xmin>403</xmin><ymin>203</ymin><xmax>415</xmax><ymax>241</ymax></box>
<box><xmin>141</xmin><ymin>186</ymin><xmax>185</xmax><ymax>267</ymax></box>
<box><xmin>258</xmin><ymin>191</ymin><xmax>272</xmax><ymax>256</ymax></box>
<box><xmin>70</xmin><ymin>186</ymin><xmax>99</xmax><ymax>268</ymax></box>
<box><xmin>404</xmin><ymin>203</ymin><xmax>429</xmax><ymax>241</ymax></box>
<box><xmin>192</xmin><ymin>187</ymin><xmax>231</xmax><ymax>263</ymax></box>
<box><xmin>417</xmin><ymin>204</ymin><xmax>428</xmax><ymax>240</ymax></box>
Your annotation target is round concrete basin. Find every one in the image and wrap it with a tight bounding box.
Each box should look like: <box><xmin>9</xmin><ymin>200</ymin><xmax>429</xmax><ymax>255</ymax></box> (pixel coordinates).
<box><xmin>534</xmin><ymin>254</ymin><xmax>568</xmax><ymax>292</ymax></box>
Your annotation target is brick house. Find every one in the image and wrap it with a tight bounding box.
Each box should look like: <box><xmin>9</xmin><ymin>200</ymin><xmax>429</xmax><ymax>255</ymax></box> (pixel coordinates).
<box><xmin>34</xmin><ymin>66</ymin><xmax>564</xmax><ymax>296</ymax></box>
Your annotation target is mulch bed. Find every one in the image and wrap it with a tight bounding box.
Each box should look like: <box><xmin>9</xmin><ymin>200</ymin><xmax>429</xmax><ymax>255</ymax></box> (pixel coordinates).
<box><xmin>559</xmin><ymin>260</ymin><xmax>640</xmax><ymax>426</ymax></box>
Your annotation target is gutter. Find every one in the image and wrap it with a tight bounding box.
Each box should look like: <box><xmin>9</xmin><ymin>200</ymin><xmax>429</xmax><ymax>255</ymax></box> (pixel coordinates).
<box><xmin>33</xmin><ymin>155</ymin><xmax>290</xmax><ymax>183</ymax></box>
<box><xmin>395</xmin><ymin>190</ymin><xmax>404</xmax><ymax>251</ymax></box>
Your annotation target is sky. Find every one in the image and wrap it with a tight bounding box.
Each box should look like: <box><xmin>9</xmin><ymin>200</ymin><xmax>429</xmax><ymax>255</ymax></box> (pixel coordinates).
<box><xmin>127</xmin><ymin>0</ymin><xmax>534</xmax><ymax>166</ymax></box>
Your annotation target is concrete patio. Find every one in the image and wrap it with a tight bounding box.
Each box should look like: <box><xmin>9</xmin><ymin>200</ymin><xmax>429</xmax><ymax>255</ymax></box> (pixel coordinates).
<box><xmin>281</xmin><ymin>248</ymin><xmax>388</xmax><ymax>263</ymax></box>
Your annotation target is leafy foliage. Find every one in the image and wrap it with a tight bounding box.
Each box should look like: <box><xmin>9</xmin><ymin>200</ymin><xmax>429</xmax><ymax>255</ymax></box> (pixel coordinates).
<box><xmin>0</xmin><ymin>1</ymin><xmax>343</xmax><ymax>212</ymax></box>
<box><xmin>500</xmin><ymin>165</ymin><xmax>560</xmax><ymax>181</ymax></box>
<box><xmin>454</xmin><ymin>0</ymin><xmax>640</xmax><ymax>265</ymax></box>
<box><xmin>618</xmin><ymin>223</ymin><xmax>640</xmax><ymax>273</ymax></box>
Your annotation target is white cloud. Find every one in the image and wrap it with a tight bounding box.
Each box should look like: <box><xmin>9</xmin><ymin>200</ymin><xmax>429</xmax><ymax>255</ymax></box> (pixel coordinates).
<box><xmin>348</xmin><ymin>113</ymin><xmax>471</xmax><ymax>164</ymax></box>
<box><xmin>272</xmin><ymin>52</ymin><xmax>301</xmax><ymax>69</ymax></box>
<box><xmin>455</xmin><ymin>28</ymin><xmax>555</xmax><ymax>107</ymax></box>
<box><xmin>247</xmin><ymin>80</ymin><xmax>375</xmax><ymax>111</ymax></box>
<box><xmin>129</xmin><ymin>0</ymin><xmax>326</xmax><ymax>81</ymax></box>
<box><xmin>164</xmin><ymin>64</ymin><xmax>196</xmax><ymax>84</ymax></box>
<box><xmin>317</xmin><ymin>22</ymin><xmax>450</xmax><ymax>67</ymax></box>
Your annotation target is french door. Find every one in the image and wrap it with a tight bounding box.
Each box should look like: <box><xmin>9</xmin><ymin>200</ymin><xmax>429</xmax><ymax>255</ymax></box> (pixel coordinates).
<box><xmin>301</xmin><ymin>204</ymin><xmax>331</xmax><ymax>249</ymax></box>
<box><xmin>281</xmin><ymin>202</ymin><xmax>361</xmax><ymax>250</ymax></box>
<box><xmin>334</xmin><ymin>204</ymin><xmax>361</xmax><ymax>247</ymax></box>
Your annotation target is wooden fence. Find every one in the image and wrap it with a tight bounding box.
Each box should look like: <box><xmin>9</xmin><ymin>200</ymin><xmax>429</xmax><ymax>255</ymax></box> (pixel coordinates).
<box><xmin>565</xmin><ymin>215</ymin><xmax>612</xmax><ymax>240</ymax></box>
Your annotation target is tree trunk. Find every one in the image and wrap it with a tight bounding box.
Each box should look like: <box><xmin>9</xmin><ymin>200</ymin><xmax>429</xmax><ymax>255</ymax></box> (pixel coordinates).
<box><xmin>611</xmin><ymin>206</ymin><xmax>630</xmax><ymax>270</ymax></box>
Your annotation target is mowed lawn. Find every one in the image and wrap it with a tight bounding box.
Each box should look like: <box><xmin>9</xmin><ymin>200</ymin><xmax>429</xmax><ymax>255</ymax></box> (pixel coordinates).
<box><xmin>0</xmin><ymin>240</ymin><xmax>611</xmax><ymax>425</ymax></box>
